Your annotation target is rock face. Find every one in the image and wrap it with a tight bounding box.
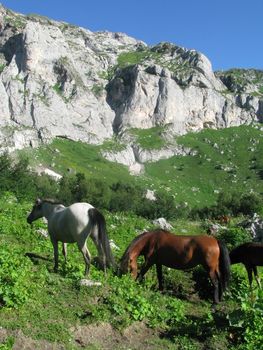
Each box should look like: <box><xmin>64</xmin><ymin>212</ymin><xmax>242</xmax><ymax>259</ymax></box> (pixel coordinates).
<box><xmin>0</xmin><ymin>5</ymin><xmax>262</xmax><ymax>159</ymax></box>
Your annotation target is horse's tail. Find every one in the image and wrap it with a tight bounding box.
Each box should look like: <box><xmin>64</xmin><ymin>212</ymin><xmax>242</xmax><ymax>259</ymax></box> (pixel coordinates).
<box><xmin>88</xmin><ymin>208</ymin><xmax>115</xmax><ymax>269</ymax></box>
<box><xmin>217</xmin><ymin>240</ymin><xmax>231</xmax><ymax>292</ymax></box>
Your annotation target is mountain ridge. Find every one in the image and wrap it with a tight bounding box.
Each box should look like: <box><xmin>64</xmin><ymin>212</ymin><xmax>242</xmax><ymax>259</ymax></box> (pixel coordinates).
<box><xmin>0</xmin><ymin>4</ymin><xmax>262</xmax><ymax>168</ymax></box>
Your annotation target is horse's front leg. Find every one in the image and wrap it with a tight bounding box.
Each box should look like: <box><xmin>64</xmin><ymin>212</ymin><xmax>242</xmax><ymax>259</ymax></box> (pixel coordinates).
<box><xmin>51</xmin><ymin>239</ymin><xmax>59</xmax><ymax>272</ymax></box>
<box><xmin>137</xmin><ymin>257</ymin><xmax>155</xmax><ymax>283</ymax></box>
<box><xmin>62</xmin><ymin>243</ymin><xmax>67</xmax><ymax>263</ymax></box>
<box><xmin>77</xmin><ymin>241</ymin><xmax>91</xmax><ymax>276</ymax></box>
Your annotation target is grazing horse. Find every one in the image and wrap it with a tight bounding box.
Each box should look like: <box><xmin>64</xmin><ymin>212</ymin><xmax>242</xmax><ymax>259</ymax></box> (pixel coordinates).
<box><xmin>27</xmin><ymin>199</ymin><xmax>115</xmax><ymax>275</ymax></box>
<box><xmin>230</xmin><ymin>242</ymin><xmax>263</xmax><ymax>288</ymax></box>
<box><xmin>120</xmin><ymin>230</ymin><xmax>231</xmax><ymax>304</ymax></box>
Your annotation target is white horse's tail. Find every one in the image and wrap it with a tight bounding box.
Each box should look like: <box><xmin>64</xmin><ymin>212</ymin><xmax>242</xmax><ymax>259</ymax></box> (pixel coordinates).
<box><xmin>88</xmin><ymin>208</ymin><xmax>115</xmax><ymax>268</ymax></box>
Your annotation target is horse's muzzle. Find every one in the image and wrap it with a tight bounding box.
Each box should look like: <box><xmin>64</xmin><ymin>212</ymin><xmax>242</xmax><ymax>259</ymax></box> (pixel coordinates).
<box><xmin>27</xmin><ymin>215</ymin><xmax>33</xmax><ymax>224</ymax></box>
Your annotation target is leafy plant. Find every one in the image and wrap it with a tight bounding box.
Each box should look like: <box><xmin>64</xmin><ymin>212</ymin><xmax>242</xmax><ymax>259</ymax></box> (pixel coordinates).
<box><xmin>0</xmin><ymin>245</ymin><xmax>34</xmax><ymax>307</ymax></box>
<box><xmin>0</xmin><ymin>337</ymin><xmax>15</xmax><ymax>350</ymax></box>
<box><xmin>227</xmin><ymin>289</ymin><xmax>263</xmax><ymax>349</ymax></box>
<box><xmin>216</xmin><ymin>227</ymin><xmax>251</xmax><ymax>250</ymax></box>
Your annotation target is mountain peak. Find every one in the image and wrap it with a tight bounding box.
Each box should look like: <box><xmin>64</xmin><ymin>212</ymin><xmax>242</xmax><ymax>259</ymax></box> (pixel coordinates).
<box><xmin>0</xmin><ymin>6</ymin><xmax>262</xmax><ymax>155</ymax></box>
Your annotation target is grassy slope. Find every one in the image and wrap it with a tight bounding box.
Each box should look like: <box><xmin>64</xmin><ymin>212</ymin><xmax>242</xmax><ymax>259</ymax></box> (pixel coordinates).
<box><xmin>21</xmin><ymin>125</ymin><xmax>263</xmax><ymax>209</ymax></box>
<box><xmin>0</xmin><ymin>195</ymin><xmax>259</xmax><ymax>350</ymax></box>
<box><xmin>143</xmin><ymin>125</ymin><xmax>263</xmax><ymax>206</ymax></box>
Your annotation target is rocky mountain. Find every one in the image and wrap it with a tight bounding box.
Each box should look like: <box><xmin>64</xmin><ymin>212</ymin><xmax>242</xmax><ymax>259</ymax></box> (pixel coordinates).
<box><xmin>0</xmin><ymin>5</ymin><xmax>262</xmax><ymax>165</ymax></box>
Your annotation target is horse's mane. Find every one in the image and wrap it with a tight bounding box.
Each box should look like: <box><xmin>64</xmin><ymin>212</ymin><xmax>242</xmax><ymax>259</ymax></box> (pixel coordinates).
<box><xmin>42</xmin><ymin>198</ymin><xmax>64</xmax><ymax>205</ymax></box>
<box><xmin>120</xmin><ymin>230</ymin><xmax>161</xmax><ymax>271</ymax></box>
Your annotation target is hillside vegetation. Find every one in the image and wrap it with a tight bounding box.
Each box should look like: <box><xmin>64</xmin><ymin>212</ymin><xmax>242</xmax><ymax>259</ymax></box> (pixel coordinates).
<box><xmin>0</xmin><ymin>124</ymin><xmax>262</xmax><ymax>349</ymax></box>
<box><xmin>20</xmin><ymin>124</ymin><xmax>263</xmax><ymax>210</ymax></box>
<box><xmin>0</xmin><ymin>193</ymin><xmax>262</xmax><ymax>349</ymax></box>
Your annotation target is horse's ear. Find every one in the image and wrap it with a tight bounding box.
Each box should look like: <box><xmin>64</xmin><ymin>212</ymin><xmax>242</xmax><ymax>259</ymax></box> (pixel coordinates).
<box><xmin>35</xmin><ymin>198</ymin><xmax>42</xmax><ymax>205</ymax></box>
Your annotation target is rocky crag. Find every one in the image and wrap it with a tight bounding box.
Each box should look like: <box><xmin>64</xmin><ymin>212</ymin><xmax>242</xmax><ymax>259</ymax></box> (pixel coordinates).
<box><xmin>0</xmin><ymin>5</ymin><xmax>262</xmax><ymax>168</ymax></box>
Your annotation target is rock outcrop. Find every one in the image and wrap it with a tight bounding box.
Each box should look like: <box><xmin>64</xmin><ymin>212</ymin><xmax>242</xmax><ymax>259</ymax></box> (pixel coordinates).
<box><xmin>0</xmin><ymin>5</ymin><xmax>262</xmax><ymax>165</ymax></box>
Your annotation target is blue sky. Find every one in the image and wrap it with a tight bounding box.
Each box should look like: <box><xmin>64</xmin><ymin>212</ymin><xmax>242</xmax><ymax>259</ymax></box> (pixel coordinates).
<box><xmin>1</xmin><ymin>0</ymin><xmax>262</xmax><ymax>71</ymax></box>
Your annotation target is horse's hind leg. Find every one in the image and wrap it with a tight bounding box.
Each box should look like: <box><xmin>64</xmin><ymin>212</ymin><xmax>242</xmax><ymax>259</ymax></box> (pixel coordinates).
<box><xmin>91</xmin><ymin>231</ymin><xmax>106</xmax><ymax>274</ymax></box>
<box><xmin>216</xmin><ymin>270</ymin><xmax>223</xmax><ymax>302</ymax></box>
<box><xmin>252</xmin><ymin>266</ymin><xmax>261</xmax><ymax>288</ymax></box>
<box><xmin>209</xmin><ymin>270</ymin><xmax>220</xmax><ymax>304</ymax></box>
<box><xmin>156</xmin><ymin>264</ymin><xmax>164</xmax><ymax>291</ymax></box>
<box><xmin>245</xmin><ymin>265</ymin><xmax>253</xmax><ymax>289</ymax></box>
<box><xmin>51</xmin><ymin>239</ymin><xmax>59</xmax><ymax>272</ymax></box>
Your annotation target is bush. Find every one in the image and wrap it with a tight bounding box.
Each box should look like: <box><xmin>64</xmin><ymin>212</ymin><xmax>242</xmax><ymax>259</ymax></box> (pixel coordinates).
<box><xmin>58</xmin><ymin>173</ymin><xmax>111</xmax><ymax>208</ymax></box>
<box><xmin>227</xmin><ymin>289</ymin><xmax>263</xmax><ymax>349</ymax></box>
<box><xmin>99</xmin><ymin>275</ymin><xmax>185</xmax><ymax>329</ymax></box>
<box><xmin>0</xmin><ymin>245</ymin><xmax>34</xmax><ymax>307</ymax></box>
<box><xmin>191</xmin><ymin>191</ymin><xmax>262</xmax><ymax>219</ymax></box>
<box><xmin>216</xmin><ymin>227</ymin><xmax>251</xmax><ymax>250</ymax></box>
<box><xmin>0</xmin><ymin>154</ymin><xmax>36</xmax><ymax>199</ymax></box>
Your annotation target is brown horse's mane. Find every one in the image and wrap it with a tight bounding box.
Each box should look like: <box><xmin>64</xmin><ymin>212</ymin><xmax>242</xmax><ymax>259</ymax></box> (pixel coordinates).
<box><xmin>120</xmin><ymin>229</ymin><xmax>165</xmax><ymax>270</ymax></box>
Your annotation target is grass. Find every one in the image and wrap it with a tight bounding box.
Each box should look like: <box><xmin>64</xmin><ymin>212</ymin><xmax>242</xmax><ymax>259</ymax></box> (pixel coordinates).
<box><xmin>141</xmin><ymin>125</ymin><xmax>263</xmax><ymax>207</ymax></box>
<box><xmin>0</xmin><ymin>195</ymin><xmax>262</xmax><ymax>349</ymax></box>
<box><xmin>19</xmin><ymin>124</ymin><xmax>263</xmax><ymax>210</ymax></box>
<box><xmin>129</xmin><ymin>126</ymin><xmax>169</xmax><ymax>150</ymax></box>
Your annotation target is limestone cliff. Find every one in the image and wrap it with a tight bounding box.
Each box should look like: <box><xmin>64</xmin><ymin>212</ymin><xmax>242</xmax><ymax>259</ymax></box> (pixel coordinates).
<box><xmin>0</xmin><ymin>5</ymin><xmax>262</xmax><ymax>160</ymax></box>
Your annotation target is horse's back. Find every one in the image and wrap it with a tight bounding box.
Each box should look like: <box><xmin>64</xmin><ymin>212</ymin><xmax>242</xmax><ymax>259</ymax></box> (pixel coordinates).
<box><xmin>151</xmin><ymin>231</ymin><xmax>219</xmax><ymax>269</ymax></box>
<box><xmin>67</xmin><ymin>202</ymin><xmax>94</xmax><ymax>219</ymax></box>
<box><xmin>49</xmin><ymin>202</ymin><xmax>95</xmax><ymax>241</ymax></box>
<box><xmin>230</xmin><ymin>242</ymin><xmax>263</xmax><ymax>265</ymax></box>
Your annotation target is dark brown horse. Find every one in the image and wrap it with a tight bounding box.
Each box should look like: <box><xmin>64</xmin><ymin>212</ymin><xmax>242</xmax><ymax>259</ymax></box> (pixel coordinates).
<box><xmin>119</xmin><ymin>230</ymin><xmax>231</xmax><ymax>304</ymax></box>
<box><xmin>230</xmin><ymin>242</ymin><xmax>263</xmax><ymax>288</ymax></box>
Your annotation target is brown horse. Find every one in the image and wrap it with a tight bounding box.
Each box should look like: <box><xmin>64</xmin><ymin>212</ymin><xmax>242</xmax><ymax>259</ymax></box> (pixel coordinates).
<box><xmin>230</xmin><ymin>242</ymin><xmax>263</xmax><ymax>288</ymax></box>
<box><xmin>119</xmin><ymin>230</ymin><xmax>231</xmax><ymax>304</ymax></box>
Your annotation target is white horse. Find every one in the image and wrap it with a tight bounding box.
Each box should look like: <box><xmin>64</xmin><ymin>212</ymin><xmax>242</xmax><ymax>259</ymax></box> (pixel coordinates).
<box><xmin>27</xmin><ymin>198</ymin><xmax>115</xmax><ymax>275</ymax></box>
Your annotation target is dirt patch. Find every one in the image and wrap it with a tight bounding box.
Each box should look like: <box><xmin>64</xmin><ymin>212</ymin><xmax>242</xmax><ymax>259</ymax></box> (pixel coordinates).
<box><xmin>72</xmin><ymin>322</ymin><xmax>160</xmax><ymax>349</ymax></box>
<box><xmin>0</xmin><ymin>322</ymin><xmax>161</xmax><ymax>350</ymax></box>
<box><xmin>0</xmin><ymin>327</ymin><xmax>64</xmax><ymax>350</ymax></box>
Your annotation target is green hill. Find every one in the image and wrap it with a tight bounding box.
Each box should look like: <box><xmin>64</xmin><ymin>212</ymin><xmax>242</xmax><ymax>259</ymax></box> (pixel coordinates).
<box><xmin>20</xmin><ymin>124</ymin><xmax>263</xmax><ymax>210</ymax></box>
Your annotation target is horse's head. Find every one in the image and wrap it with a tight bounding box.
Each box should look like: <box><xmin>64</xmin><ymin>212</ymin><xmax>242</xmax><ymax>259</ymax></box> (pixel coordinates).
<box><xmin>27</xmin><ymin>198</ymin><xmax>44</xmax><ymax>224</ymax></box>
<box><xmin>118</xmin><ymin>255</ymin><xmax>138</xmax><ymax>278</ymax></box>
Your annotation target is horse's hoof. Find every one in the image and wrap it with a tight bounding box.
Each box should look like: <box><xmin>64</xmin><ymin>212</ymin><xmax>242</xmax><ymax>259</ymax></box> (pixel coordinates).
<box><xmin>211</xmin><ymin>303</ymin><xmax>218</xmax><ymax>312</ymax></box>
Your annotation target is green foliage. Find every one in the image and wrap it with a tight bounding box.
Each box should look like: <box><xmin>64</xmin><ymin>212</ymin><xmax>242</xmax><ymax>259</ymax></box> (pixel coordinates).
<box><xmin>58</xmin><ymin>173</ymin><xmax>111</xmax><ymax>208</ymax></box>
<box><xmin>216</xmin><ymin>227</ymin><xmax>251</xmax><ymax>250</ymax></box>
<box><xmin>0</xmin><ymin>193</ymin><xmax>262</xmax><ymax>349</ymax></box>
<box><xmin>192</xmin><ymin>190</ymin><xmax>262</xmax><ymax>219</ymax></box>
<box><xmin>129</xmin><ymin>126</ymin><xmax>168</xmax><ymax>150</ymax></box>
<box><xmin>0</xmin><ymin>64</ymin><xmax>6</xmax><ymax>74</ymax></box>
<box><xmin>217</xmin><ymin>191</ymin><xmax>262</xmax><ymax>216</ymax></box>
<box><xmin>0</xmin><ymin>244</ymin><xmax>34</xmax><ymax>307</ymax></box>
<box><xmin>19</xmin><ymin>125</ymin><xmax>263</xmax><ymax>212</ymax></box>
<box><xmin>227</xmin><ymin>289</ymin><xmax>263</xmax><ymax>349</ymax></box>
<box><xmin>99</xmin><ymin>275</ymin><xmax>185</xmax><ymax>328</ymax></box>
<box><xmin>0</xmin><ymin>337</ymin><xmax>15</xmax><ymax>350</ymax></box>
<box><xmin>117</xmin><ymin>50</ymin><xmax>151</xmax><ymax>68</ymax></box>
<box><xmin>52</xmin><ymin>83</ymin><xmax>63</xmax><ymax>95</ymax></box>
<box><xmin>0</xmin><ymin>154</ymin><xmax>36</xmax><ymax>200</ymax></box>
<box><xmin>91</xmin><ymin>83</ymin><xmax>104</xmax><ymax>97</ymax></box>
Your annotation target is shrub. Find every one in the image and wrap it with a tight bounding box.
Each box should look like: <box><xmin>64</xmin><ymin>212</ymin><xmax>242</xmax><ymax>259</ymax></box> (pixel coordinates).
<box><xmin>216</xmin><ymin>227</ymin><xmax>251</xmax><ymax>250</ymax></box>
<box><xmin>58</xmin><ymin>173</ymin><xmax>111</xmax><ymax>208</ymax></box>
<box><xmin>191</xmin><ymin>191</ymin><xmax>262</xmax><ymax>219</ymax></box>
<box><xmin>0</xmin><ymin>245</ymin><xmax>34</xmax><ymax>307</ymax></box>
<box><xmin>99</xmin><ymin>275</ymin><xmax>185</xmax><ymax>329</ymax></box>
<box><xmin>227</xmin><ymin>289</ymin><xmax>263</xmax><ymax>349</ymax></box>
